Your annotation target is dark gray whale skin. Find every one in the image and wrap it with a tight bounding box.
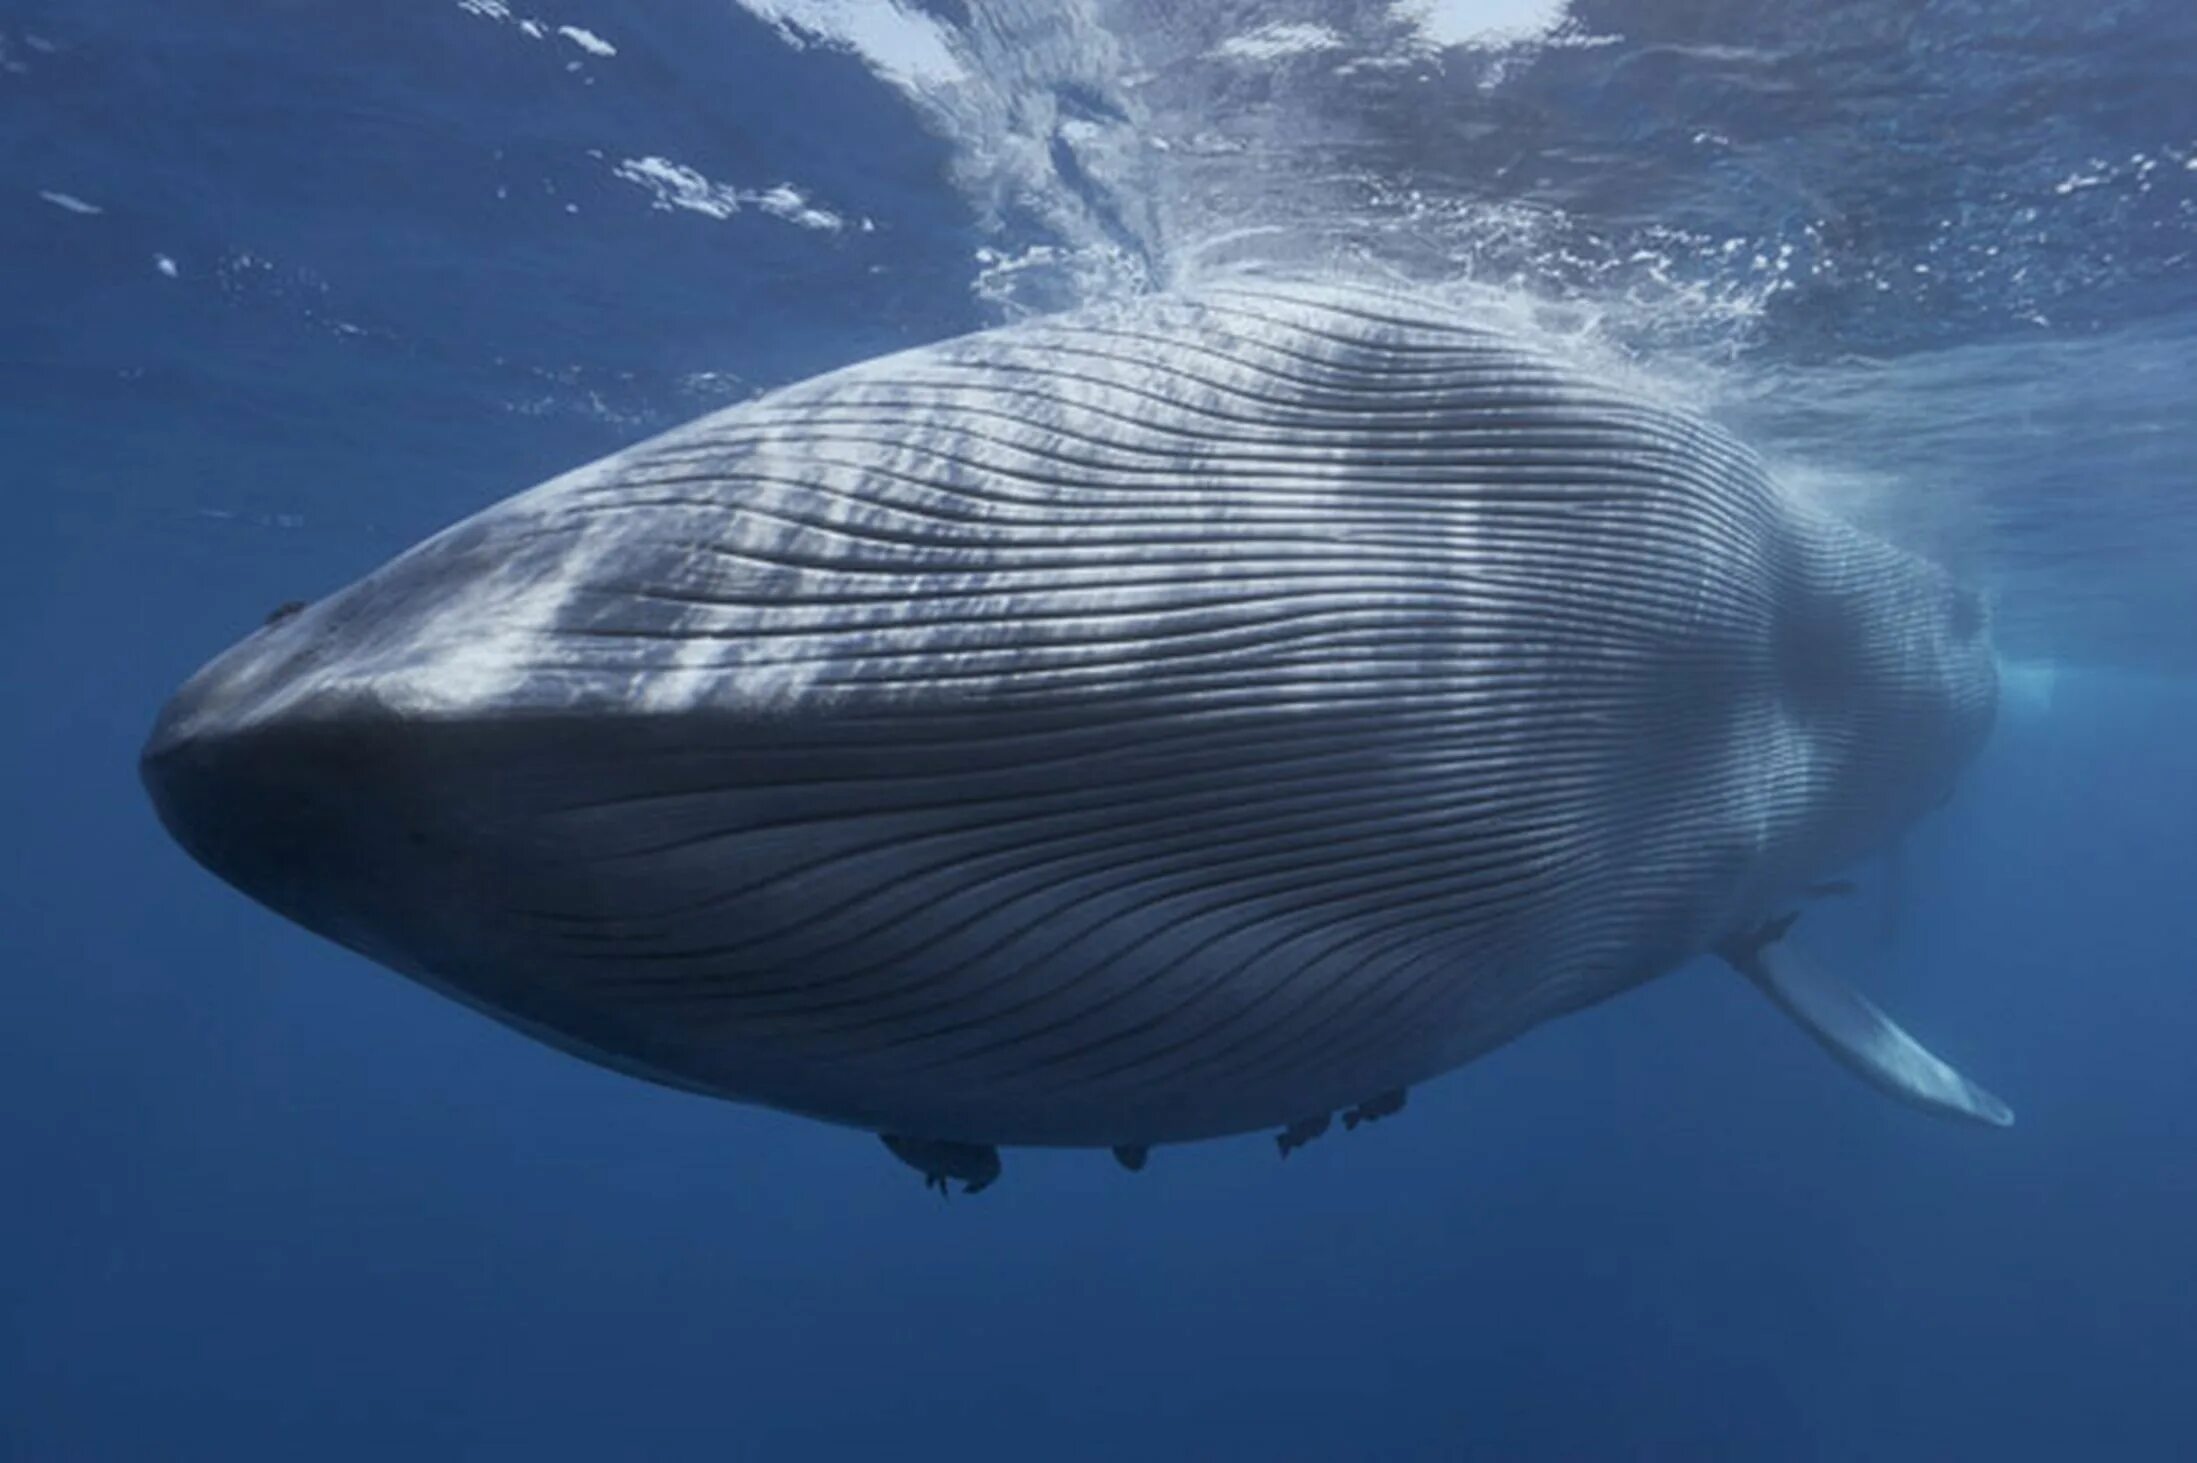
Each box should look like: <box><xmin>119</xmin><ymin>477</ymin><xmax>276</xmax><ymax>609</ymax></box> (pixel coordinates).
<box><xmin>142</xmin><ymin>282</ymin><xmax>1999</xmax><ymax>1150</ymax></box>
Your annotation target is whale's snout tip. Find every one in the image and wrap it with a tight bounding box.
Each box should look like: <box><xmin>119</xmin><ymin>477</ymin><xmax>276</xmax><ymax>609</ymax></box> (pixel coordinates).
<box><xmin>142</xmin><ymin>648</ymin><xmax>253</xmax><ymax>862</ymax></box>
<box><xmin>141</xmin><ymin>677</ymin><xmax>362</xmax><ymax>917</ymax></box>
<box><xmin>140</xmin><ymin>603</ymin><xmax>420</xmax><ymax>948</ymax></box>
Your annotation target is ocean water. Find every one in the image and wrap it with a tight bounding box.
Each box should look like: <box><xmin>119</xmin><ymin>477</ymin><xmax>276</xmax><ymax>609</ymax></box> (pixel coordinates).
<box><xmin>6</xmin><ymin>2</ymin><xmax>2195</xmax><ymax>1458</ymax></box>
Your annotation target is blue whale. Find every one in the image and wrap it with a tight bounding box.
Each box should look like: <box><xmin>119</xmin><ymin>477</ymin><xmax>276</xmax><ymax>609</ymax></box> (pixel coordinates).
<box><xmin>143</xmin><ymin>283</ymin><xmax>2005</xmax><ymax>1185</ymax></box>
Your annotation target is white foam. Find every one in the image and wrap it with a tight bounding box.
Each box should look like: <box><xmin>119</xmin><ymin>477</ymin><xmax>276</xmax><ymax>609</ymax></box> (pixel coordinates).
<box><xmin>612</xmin><ymin>155</ymin><xmax>844</xmax><ymax>231</ymax></box>
<box><xmin>752</xmin><ymin>182</ymin><xmax>843</xmax><ymax>231</ymax></box>
<box><xmin>616</xmin><ymin>155</ymin><xmax>737</xmax><ymax>219</ymax></box>
<box><xmin>1391</xmin><ymin>0</ymin><xmax>1571</xmax><ymax>49</ymax></box>
<box><xmin>735</xmin><ymin>0</ymin><xmax>966</xmax><ymax>92</ymax></box>
<box><xmin>459</xmin><ymin>1</ymin><xmax>613</xmax><ymax>60</ymax></box>
<box><xmin>154</xmin><ymin>254</ymin><xmax>179</xmax><ymax>277</ymax></box>
<box><xmin>557</xmin><ymin>24</ymin><xmax>615</xmax><ymax>56</ymax></box>
<box><xmin>1212</xmin><ymin>23</ymin><xmax>1345</xmax><ymax>63</ymax></box>
<box><xmin>38</xmin><ymin>190</ymin><xmax>101</xmax><ymax>215</ymax></box>
<box><xmin>971</xmin><ymin>241</ymin><xmax>1148</xmax><ymax>319</ymax></box>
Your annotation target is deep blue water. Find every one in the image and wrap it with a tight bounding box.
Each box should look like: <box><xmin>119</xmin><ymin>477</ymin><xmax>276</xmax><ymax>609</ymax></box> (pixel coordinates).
<box><xmin>6</xmin><ymin>2</ymin><xmax>2196</xmax><ymax>1457</ymax></box>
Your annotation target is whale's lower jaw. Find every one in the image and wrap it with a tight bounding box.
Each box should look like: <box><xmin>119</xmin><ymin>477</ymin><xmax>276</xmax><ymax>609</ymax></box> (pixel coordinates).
<box><xmin>142</xmin><ymin>282</ymin><xmax>1998</xmax><ymax>1149</ymax></box>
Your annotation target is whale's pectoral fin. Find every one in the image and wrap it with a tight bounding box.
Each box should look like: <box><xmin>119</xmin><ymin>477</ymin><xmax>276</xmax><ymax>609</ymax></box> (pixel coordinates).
<box><xmin>1718</xmin><ymin>916</ymin><xmax>2013</xmax><ymax>1128</ymax></box>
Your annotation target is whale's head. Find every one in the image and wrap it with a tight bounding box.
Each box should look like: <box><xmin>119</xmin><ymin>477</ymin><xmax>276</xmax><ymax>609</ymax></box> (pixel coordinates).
<box><xmin>140</xmin><ymin>478</ymin><xmax>1011</xmax><ymax>1108</ymax></box>
<box><xmin>137</xmin><ymin>489</ymin><xmax>708</xmax><ymax>1015</ymax></box>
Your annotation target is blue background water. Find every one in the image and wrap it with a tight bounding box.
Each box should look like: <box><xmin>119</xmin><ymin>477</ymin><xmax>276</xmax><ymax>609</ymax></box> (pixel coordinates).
<box><xmin>6</xmin><ymin>2</ymin><xmax>2195</xmax><ymax>1457</ymax></box>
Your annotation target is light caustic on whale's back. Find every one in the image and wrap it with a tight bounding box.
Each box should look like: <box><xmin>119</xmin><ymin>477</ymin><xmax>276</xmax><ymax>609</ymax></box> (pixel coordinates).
<box><xmin>142</xmin><ymin>282</ymin><xmax>2007</xmax><ymax>1194</ymax></box>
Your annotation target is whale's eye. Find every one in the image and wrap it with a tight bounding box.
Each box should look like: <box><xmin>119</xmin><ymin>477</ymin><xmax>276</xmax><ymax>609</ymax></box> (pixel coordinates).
<box><xmin>1949</xmin><ymin>587</ymin><xmax>1984</xmax><ymax>641</ymax></box>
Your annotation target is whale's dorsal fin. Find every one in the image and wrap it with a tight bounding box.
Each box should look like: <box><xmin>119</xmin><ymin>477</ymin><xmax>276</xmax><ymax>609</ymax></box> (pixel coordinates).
<box><xmin>1718</xmin><ymin>917</ymin><xmax>2013</xmax><ymax>1128</ymax></box>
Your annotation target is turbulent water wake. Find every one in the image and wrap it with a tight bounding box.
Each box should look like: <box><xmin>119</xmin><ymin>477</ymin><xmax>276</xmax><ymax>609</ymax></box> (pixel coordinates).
<box><xmin>731</xmin><ymin>0</ymin><xmax>2197</xmax><ymax>671</ymax></box>
<box><xmin>11</xmin><ymin>0</ymin><xmax>2190</xmax><ymax>668</ymax></box>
